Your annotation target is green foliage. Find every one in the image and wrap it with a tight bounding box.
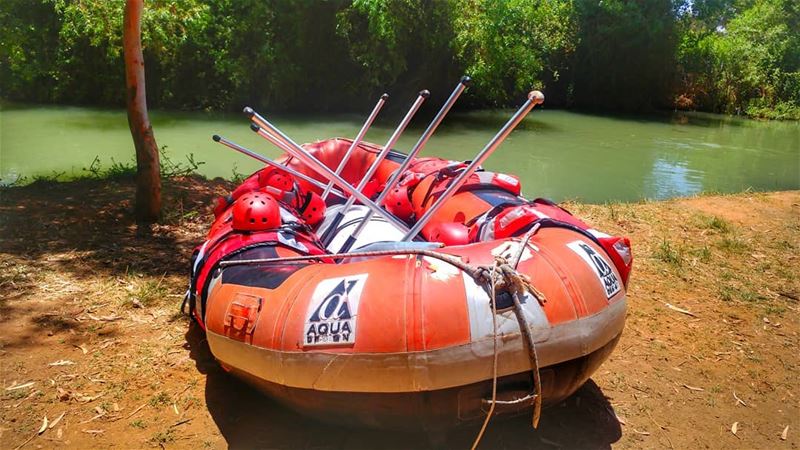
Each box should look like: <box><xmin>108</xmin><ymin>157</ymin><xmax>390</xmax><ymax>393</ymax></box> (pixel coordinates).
<box><xmin>451</xmin><ymin>0</ymin><xmax>576</xmax><ymax>106</ymax></box>
<box><xmin>0</xmin><ymin>0</ymin><xmax>797</xmax><ymax>117</ymax></box>
<box><xmin>717</xmin><ymin>234</ymin><xmax>750</xmax><ymax>253</ymax></box>
<box><xmin>262</xmin><ymin>0</ymin><xmax>370</xmax><ymax>111</ymax></box>
<box><xmin>690</xmin><ymin>245</ymin><xmax>712</xmax><ymax>263</ymax></box>
<box><xmin>336</xmin><ymin>0</ymin><xmax>458</xmax><ymax>105</ymax></box>
<box><xmin>83</xmin><ymin>155</ymin><xmax>136</xmax><ymax>180</ymax></box>
<box><xmin>705</xmin><ymin>215</ymin><xmax>730</xmax><ymax>232</ymax></box>
<box><xmin>0</xmin><ymin>0</ymin><xmax>61</xmax><ymax>102</ymax></box>
<box><xmin>159</xmin><ymin>146</ymin><xmax>205</xmax><ymax>177</ymax></box>
<box><xmin>654</xmin><ymin>239</ymin><xmax>684</xmax><ymax>267</ymax></box>
<box><xmin>149</xmin><ymin>429</ymin><xmax>176</xmax><ymax>446</ymax></box>
<box><xmin>80</xmin><ymin>147</ymin><xmax>203</xmax><ymax>181</ymax></box>
<box><xmin>148</xmin><ymin>390</ymin><xmax>171</xmax><ymax>407</ymax></box>
<box><xmin>338</xmin><ymin>0</ymin><xmax>421</xmax><ymax>86</ymax></box>
<box><xmin>127</xmin><ymin>277</ymin><xmax>168</xmax><ymax>307</ymax></box>
<box><xmin>676</xmin><ymin>0</ymin><xmax>800</xmax><ymax>118</ymax></box>
<box><xmin>229</xmin><ymin>164</ymin><xmax>246</xmax><ymax>184</ymax></box>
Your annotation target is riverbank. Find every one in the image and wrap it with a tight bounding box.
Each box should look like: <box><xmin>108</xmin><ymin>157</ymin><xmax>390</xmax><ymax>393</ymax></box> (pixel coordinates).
<box><xmin>1</xmin><ymin>177</ymin><xmax>797</xmax><ymax>449</ymax></box>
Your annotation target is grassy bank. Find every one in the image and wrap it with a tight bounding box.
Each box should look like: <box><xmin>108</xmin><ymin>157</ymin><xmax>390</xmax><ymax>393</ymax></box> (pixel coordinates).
<box><xmin>0</xmin><ymin>177</ymin><xmax>797</xmax><ymax>449</ymax></box>
<box><xmin>2</xmin><ymin>147</ymin><xmax>209</xmax><ymax>188</ymax></box>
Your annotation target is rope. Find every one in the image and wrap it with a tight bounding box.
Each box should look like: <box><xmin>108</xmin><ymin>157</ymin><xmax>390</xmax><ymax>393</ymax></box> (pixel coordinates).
<box><xmin>513</xmin><ymin>225</ymin><xmax>544</xmax><ymax>428</ymax></box>
<box><xmin>220</xmin><ymin>243</ymin><xmax>547</xmax><ymax>308</ymax></box>
<box><xmin>470</xmin><ymin>262</ymin><xmax>499</xmax><ymax>450</ymax></box>
<box><xmin>472</xmin><ymin>259</ymin><xmax>546</xmax><ymax>308</ymax></box>
<box><xmin>511</xmin><ymin>289</ymin><xmax>544</xmax><ymax>428</ymax></box>
<box><xmin>512</xmin><ymin>223</ymin><xmax>540</xmax><ymax>268</ymax></box>
<box><xmin>470</xmin><ymin>223</ymin><xmax>545</xmax><ymax>447</ymax></box>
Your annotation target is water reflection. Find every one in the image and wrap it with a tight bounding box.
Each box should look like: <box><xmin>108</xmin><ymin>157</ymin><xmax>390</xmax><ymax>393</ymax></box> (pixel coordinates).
<box><xmin>648</xmin><ymin>158</ymin><xmax>703</xmax><ymax>199</ymax></box>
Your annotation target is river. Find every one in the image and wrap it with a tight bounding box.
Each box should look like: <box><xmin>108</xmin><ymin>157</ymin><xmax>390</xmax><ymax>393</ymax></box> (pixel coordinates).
<box><xmin>1</xmin><ymin>104</ymin><xmax>797</xmax><ymax>203</ymax></box>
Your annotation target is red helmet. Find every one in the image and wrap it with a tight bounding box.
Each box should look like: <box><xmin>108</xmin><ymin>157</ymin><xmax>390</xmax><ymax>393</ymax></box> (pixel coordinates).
<box><xmin>213</xmin><ymin>194</ymin><xmax>233</xmax><ymax>218</ymax></box>
<box><xmin>384</xmin><ymin>186</ymin><xmax>414</xmax><ymax>221</ymax></box>
<box><xmin>362</xmin><ymin>178</ymin><xmax>381</xmax><ymax>200</ymax></box>
<box><xmin>425</xmin><ymin>222</ymin><xmax>470</xmax><ymax>246</ymax></box>
<box><xmin>384</xmin><ymin>172</ymin><xmax>424</xmax><ymax>221</ymax></box>
<box><xmin>297</xmin><ymin>191</ymin><xmax>326</xmax><ymax>227</ymax></box>
<box><xmin>229</xmin><ymin>175</ymin><xmax>262</xmax><ymax>202</ymax></box>
<box><xmin>258</xmin><ymin>168</ymin><xmax>294</xmax><ymax>193</ymax></box>
<box><xmin>232</xmin><ymin>191</ymin><xmax>281</xmax><ymax>231</ymax></box>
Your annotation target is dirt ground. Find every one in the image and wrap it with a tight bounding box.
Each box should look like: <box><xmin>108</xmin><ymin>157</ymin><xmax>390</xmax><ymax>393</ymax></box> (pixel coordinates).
<box><xmin>1</xmin><ymin>177</ymin><xmax>798</xmax><ymax>449</ymax></box>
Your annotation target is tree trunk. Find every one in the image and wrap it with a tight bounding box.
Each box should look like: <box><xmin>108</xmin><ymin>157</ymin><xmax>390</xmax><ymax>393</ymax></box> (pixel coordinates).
<box><xmin>123</xmin><ymin>0</ymin><xmax>161</xmax><ymax>223</ymax></box>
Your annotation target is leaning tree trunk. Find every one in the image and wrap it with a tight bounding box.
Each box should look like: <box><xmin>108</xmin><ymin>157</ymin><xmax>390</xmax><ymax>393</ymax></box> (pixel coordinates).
<box><xmin>123</xmin><ymin>0</ymin><xmax>161</xmax><ymax>223</ymax></box>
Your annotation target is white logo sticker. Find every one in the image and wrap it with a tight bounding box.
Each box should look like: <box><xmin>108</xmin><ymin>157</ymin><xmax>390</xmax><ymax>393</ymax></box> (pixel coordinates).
<box><xmin>303</xmin><ymin>274</ymin><xmax>368</xmax><ymax>347</ymax></box>
<box><xmin>567</xmin><ymin>241</ymin><xmax>621</xmax><ymax>299</ymax></box>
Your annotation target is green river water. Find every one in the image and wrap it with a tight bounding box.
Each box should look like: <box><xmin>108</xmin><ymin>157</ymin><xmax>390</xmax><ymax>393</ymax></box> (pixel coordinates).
<box><xmin>1</xmin><ymin>104</ymin><xmax>797</xmax><ymax>203</ymax></box>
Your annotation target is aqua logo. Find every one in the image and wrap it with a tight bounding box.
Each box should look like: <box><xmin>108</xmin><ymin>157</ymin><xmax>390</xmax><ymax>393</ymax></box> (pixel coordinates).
<box><xmin>303</xmin><ymin>274</ymin><xmax>368</xmax><ymax>346</ymax></box>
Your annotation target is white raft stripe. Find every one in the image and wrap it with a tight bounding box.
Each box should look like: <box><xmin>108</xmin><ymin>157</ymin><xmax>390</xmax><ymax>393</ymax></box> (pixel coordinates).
<box><xmin>587</xmin><ymin>228</ymin><xmax>611</xmax><ymax>239</ymax></box>
<box><xmin>529</xmin><ymin>208</ymin><xmax>550</xmax><ymax>219</ymax></box>
<box><xmin>321</xmin><ymin>205</ymin><xmax>405</xmax><ymax>253</ymax></box>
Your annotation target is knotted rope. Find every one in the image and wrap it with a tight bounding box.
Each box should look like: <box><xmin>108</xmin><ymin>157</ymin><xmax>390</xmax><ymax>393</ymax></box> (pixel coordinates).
<box><xmin>472</xmin><ymin>257</ymin><xmax>546</xmax><ymax>307</ymax></box>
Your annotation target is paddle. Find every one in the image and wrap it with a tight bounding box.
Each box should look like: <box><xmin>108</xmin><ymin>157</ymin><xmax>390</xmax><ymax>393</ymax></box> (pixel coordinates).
<box><xmin>212</xmin><ymin>134</ymin><xmax>346</xmax><ymax>199</ymax></box>
<box><xmin>401</xmin><ymin>90</ymin><xmax>545</xmax><ymax>241</ymax></box>
<box><xmin>244</xmin><ymin>110</ymin><xmax>411</xmax><ymax>233</ymax></box>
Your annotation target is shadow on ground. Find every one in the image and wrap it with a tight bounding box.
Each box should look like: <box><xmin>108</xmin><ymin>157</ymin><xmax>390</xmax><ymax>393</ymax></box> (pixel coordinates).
<box><xmin>0</xmin><ymin>177</ymin><xmax>230</xmax><ymax>349</ymax></box>
<box><xmin>0</xmin><ymin>176</ymin><xmax>230</xmax><ymax>281</ymax></box>
<box><xmin>185</xmin><ymin>322</ymin><xmax>621</xmax><ymax>449</ymax></box>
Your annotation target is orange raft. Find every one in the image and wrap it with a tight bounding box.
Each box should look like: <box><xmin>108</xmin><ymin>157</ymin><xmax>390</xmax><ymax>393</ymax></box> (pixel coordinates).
<box><xmin>187</xmin><ymin>138</ymin><xmax>632</xmax><ymax>430</ymax></box>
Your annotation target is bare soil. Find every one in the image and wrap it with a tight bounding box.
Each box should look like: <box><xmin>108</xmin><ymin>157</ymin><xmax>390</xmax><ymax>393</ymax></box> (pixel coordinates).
<box><xmin>1</xmin><ymin>177</ymin><xmax>797</xmax><ymax>449</ymax></box>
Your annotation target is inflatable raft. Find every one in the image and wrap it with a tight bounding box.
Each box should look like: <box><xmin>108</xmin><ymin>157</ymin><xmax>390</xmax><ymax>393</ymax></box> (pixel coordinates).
<box><xmin>187</xmin><ymin>88</ymin><xmax>632</xmax><ymax>430</ymax></box>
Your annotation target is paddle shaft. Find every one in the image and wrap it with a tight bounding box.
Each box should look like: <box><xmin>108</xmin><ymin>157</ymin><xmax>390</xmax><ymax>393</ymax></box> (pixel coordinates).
<box><xmin>321</xmin><ymin>93</ymin><xmax>389</xmax><ymax>200</ymax></box>
<box><xmin>212</xmin><ymin>134</ymin><xmax>346</xmax><ymax>199</ymax></box>
<box><xmin>320</xmin><ymin>90</ymin><xmax>429</xmax><ymax>246</ymax></box>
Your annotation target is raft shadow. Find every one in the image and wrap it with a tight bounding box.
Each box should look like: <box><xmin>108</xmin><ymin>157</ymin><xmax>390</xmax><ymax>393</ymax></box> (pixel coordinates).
<box><xmin>449</xmin><ymin>380</ymin><xmax>622</xmax><ymax>449</ymax></box>
<box><xmin>185</xmin><ymin>322</ymin><xmax>621</xmax><ymax>449</ymax></box>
